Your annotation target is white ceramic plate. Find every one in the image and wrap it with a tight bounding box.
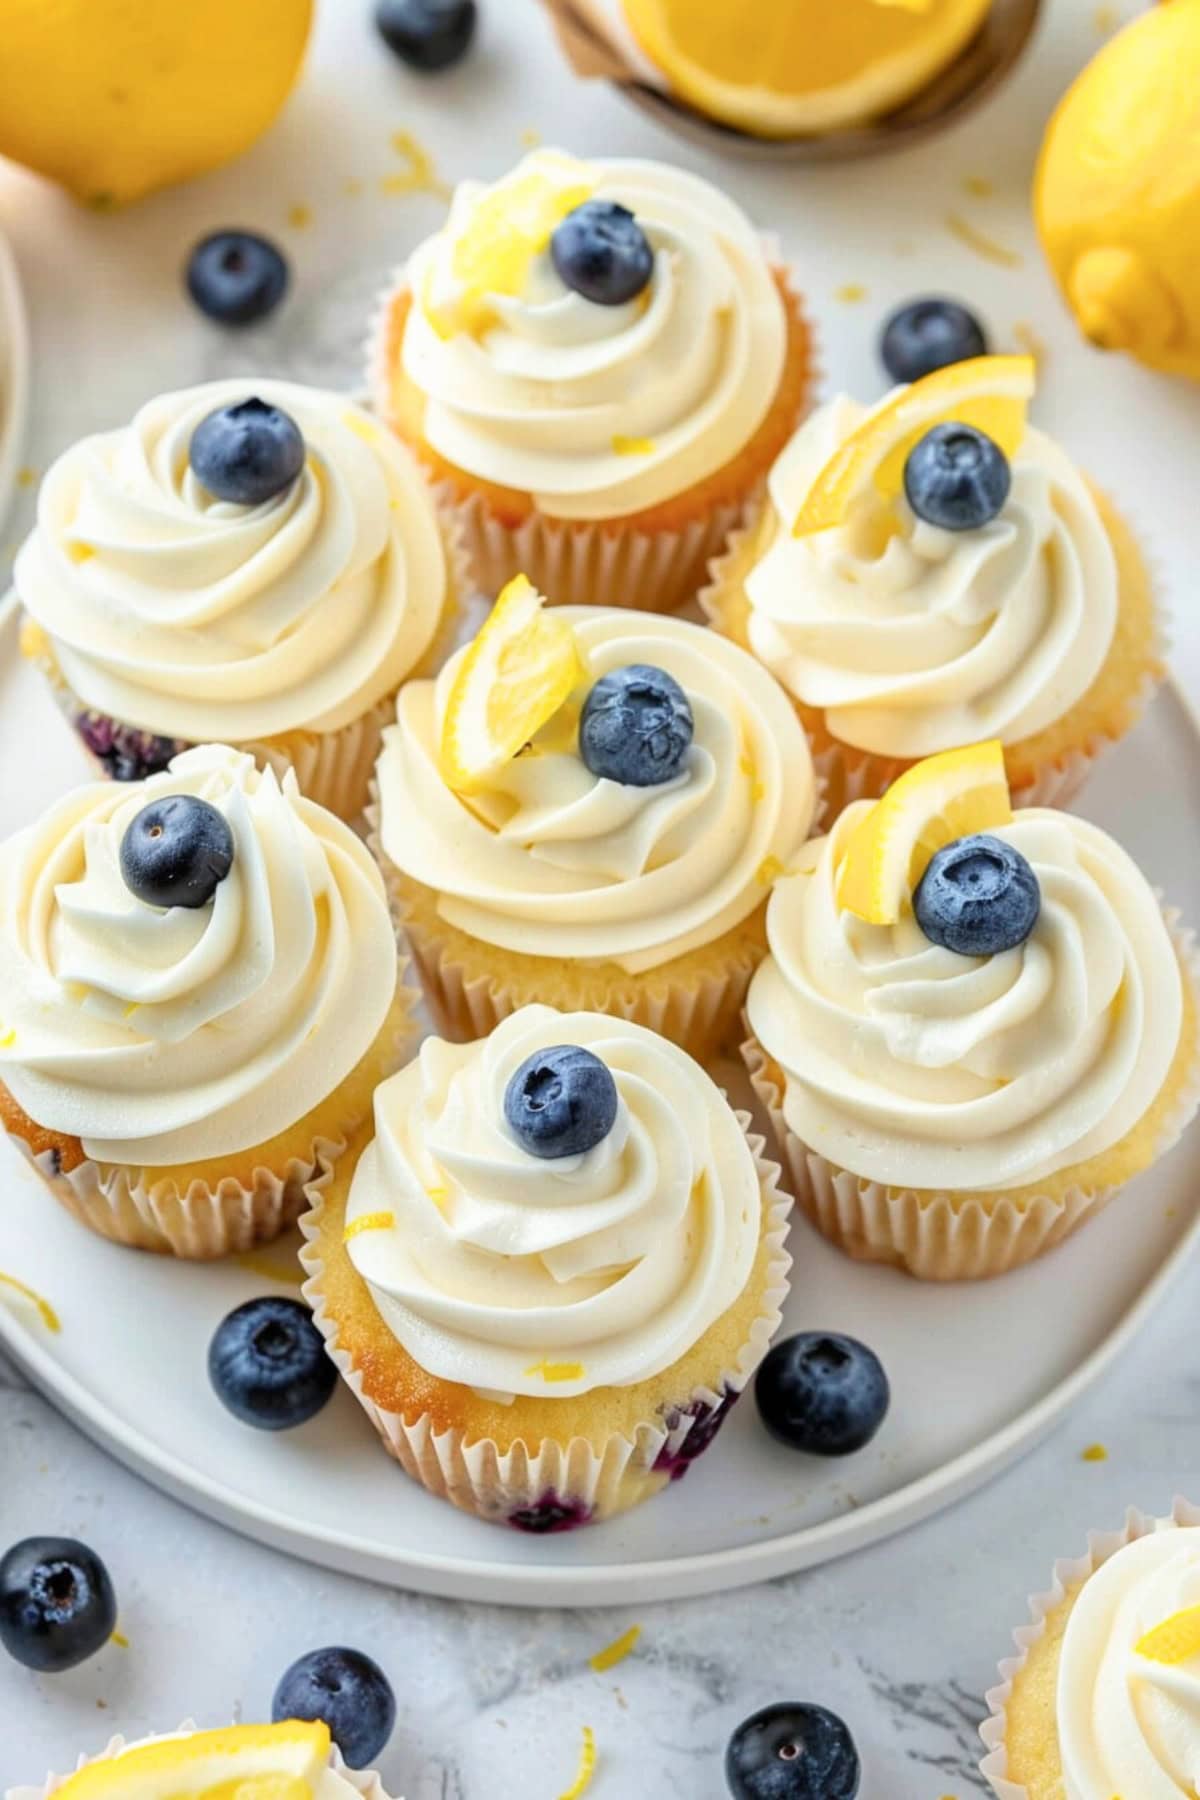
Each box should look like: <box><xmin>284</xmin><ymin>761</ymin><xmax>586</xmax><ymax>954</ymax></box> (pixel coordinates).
<box><xmin>0</xmin><ymin>228</ymin><xmax>29</xmax><ymax>535</ymax></box>
<box><xmin>2</xmin><ymin>602</ymin><xmax>1199</xmax><ymax>1606</ymax></box>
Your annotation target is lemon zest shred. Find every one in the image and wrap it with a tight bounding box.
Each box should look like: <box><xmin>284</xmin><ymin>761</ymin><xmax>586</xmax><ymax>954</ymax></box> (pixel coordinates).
<box><xmin>287</xmin><ymin>204</ymin><xmax>313</xmax><ymax>231</ymax></box>
<box><xmin>17</xmin><ymin>466</ymin><xmax>37</xmax><ymax>488</ymax></box>
<box><xmin>0</xmin><ymin>1272</ymin><xmax>61</xmax><ymax>1333</ymax></box>
<box><xmin>343</xmin><ymin>412</ymin><xmax>379</xmax><ymax>446</ymax></box>
<box><xmin>590</xmin><ymin>1625</ymin><xmax>641</xmax><ymax>1673</ymax></box>
<box><xmin>558</xmin><ymin>1726</ymin><xmax>597</xmax><ymax>1800</ymax></box>
<box><xmin>1081</xmin><ymin>1442</ymin><xmax>1108</xmax><ymax>1463</ymax></box>
<box><xmin>0</xmin><ymin>1027</ymin><xmax>15</xmax><ymax>1049</ymax></box>
<box><xmin>426</xmin><ymin>1186</ymin><xmax>449</xmax><ymax>1213</ymax></box>
<box><xmin>835</xmin><ymin>283</ymin><xmax>867</xmax><ymax>303</ymax></box>
<box><xmin>525</xmin><ymin>1358</ymin><xmax>586</xmax><ymax>1383</ymax></box>
<box><xmin>756</xmin><ymin>855</ymin><xmax>788</xmax><ymax>886</ymax></box>
<box><xmin>110</xmin><ymin>1629</ymin><xmax>130</xmax><ymax>1649</ymax></box>
<box><xmin>612</xmin><ymin>435</ymin><xmax>656</xmax><ymax>457</ymax></box>
<box><xmin>945</xmin><ymin>213</ymin><xmax>1023</xmax><ymax>269</ymax></box>
<box><xmin>343</xmin><ymin>1210</ymin><xmax>396</xmax><ymax>1243</ymax></box>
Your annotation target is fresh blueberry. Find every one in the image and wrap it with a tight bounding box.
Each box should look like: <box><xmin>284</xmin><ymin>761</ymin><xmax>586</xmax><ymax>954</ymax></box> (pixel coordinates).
<box><xmin>579</xmin><ymin>664</ymin><xmax>693</xmax><ymax>787</ymax></box>
<box><xmin>914</xmin><ymin>833</ymin><xmax>1041</xmax><ymax>957</ymax></box>
<box><xmin>504</xmin><ymin>1045</ymin><xmax>618</xmax><ymax>1160</ymax></box>
<box><xmin>185</xmin><ymin>231</ymin><xmax>289</xmax><ymax>327</ymax></box>
<box><xmin>551</xmin><ymin>200</ymin><xmax>654</xmax><ymax>307</ymax></box>
<box><xmin>374</xmin><ymin>0</ymin><xmax>477</xmax><ymax>71</ymax></box>
<box><xmin>119</xmin><ymin>794</ymin><xmax>234</xmax><ymax>911</ymax></box>
<box><xmin>755</xmin><ymin>1333</ymin><xmax>890</xmax><ymax>1458</ymax></box>
<box><xmin>0</xmin><ymin>1537</ymin><xmax>117</xmax><ymax>1674</ymax></box>
<box><xmin>880</xmin><ymin>297</ymin><xmax>988</xmax><ymax>384</ymax></box>
<box><xmin>189</xmin><ymin>398</ymin><xmax>305</xmax><ymax>506</ymax></box>
<box><xmin>273</xmin><ymin>1646</ymin><xmax>396</xmax><ymax>1767</ymax></box>
<box><xmin>726</xmin><ymin>1703</ymin><xmax>861</xmax><ymax>1800</ymax></box>
<box><xmin>208</xmin><ymin>1297</ymin><xmax>336</xmax><ymax>1432</ymax></box>
<box><xmin>903</xmin><ymin>421</ymin><xmax>1011</xmax><ymax>531</ymax></box>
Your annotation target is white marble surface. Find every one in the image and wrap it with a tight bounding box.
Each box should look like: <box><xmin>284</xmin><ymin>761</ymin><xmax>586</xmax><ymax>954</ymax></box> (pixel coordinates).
<box><xmin>3</xmin><ymin>0</ymin><xmax>1200</xmax><ymax>1793</ymax></box>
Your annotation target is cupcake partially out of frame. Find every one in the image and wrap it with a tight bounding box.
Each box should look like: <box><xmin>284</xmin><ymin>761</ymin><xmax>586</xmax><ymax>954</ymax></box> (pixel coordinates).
<box><xmin>703</xmin><ymin>353</ymin><xmax>1163</xmax><ymax>816</ymax></box>
<box><xmin>369</xmin><ymin>147</ymin><xmax>814</xmax><ymax>612</ymax></box>
<box><xmin>370</xmin><ymin>580</ymin><xmax>818</xmax><ymax>1061</ymax></box>
<box><xmin>16</xmin><ymin>380</ymin><xmax>466</xmax><ymax>821</ymax></box>
<box><xmin>981</xmin><ymin>1499</ymin><xmax>1200</xmax><ymax>1798</ymax></box>
<box><xmin>301</xmin><ymin>1005</ymin><xmax>792</xmax><ymax>1530</ymax></box>
<box><xmin>0</xmin><ymin>745</ymin><xmax>411</xmax><ymax>1259</ymax></box>
<box><xmin>744</xmin><ymin>741</ymin><xmax>1200</xmax><ymax>1281</ymax></box>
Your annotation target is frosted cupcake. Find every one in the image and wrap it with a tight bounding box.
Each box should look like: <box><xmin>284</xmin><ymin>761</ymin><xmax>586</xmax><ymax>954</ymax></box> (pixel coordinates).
<box><xmin>301</xmin><ymin>1005</ymin><xmax>792</xmax><ymax>1529</ymax></box>
<box><xmin>981</xmin><ymin>1501</ymin><xmax>1200</xmax><ymax>1799</ymax></box>
<box><xmin>0</xmin><ymin>745</ymin><xmax>410</xmax><ymax>1258</ymax></box>
<box><xmin>16</xmin><ymin>380</ymin><xmax>465</xmax><ymax>820</ymax></box>
<box><xmin>370</xmin><ymin>147</ymin><xmax>813</xmax><ymax>611</ymax></box>
<box><xmin>5</xmin><ymin>1721</ymin><xmax>393</xmax><ymax>1800</ymax></box>
<box><xmin>370</xmin><ymin>581</ymin><xmax>817</xmax><ymax>1061</ymax></box>
<box><xmin>744</xmin><ymin>741</ymin><xmax>1199</xmax><ymax>1280</ymax></box>
<box><xmin>703</xmin><ymin>354</ymin><xmax>1162</xmax><ymax>814</ymax></box>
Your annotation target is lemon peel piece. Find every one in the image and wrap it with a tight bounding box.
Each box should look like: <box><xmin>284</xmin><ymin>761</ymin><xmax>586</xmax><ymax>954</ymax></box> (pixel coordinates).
<box><xmin>558</xmin><ymin>1727</ymin><xmax>597</xmax><ymax>1800</ymax></box>
<box><xmin>0</xmin><ymin>1271</ymin><xmax>61</xmax><ymax>1333</ymax></box>
<box><xmin>52</xmin><ymin>1722</ymin><xmax>331</xmax><ymax>1800</ymax></box>
<box><xmin>343</xmin><ymin>1210</ymin><xmax>396</xmax><ymax>1242</ymax></box>
<box><xmin>1136</xmin><ymin>1603</ymin><xmax>1200</xmax><ymax>1666</ymax></box>
<box><xmin>590</xmin><ymin>1625</ymin><xmax>642</xmax><ymax>1673</ymax></box>
<box><xmin>526</xmin><ymin>1358</ymin><xmax>586</xmax><ymax>1383</ymax></box>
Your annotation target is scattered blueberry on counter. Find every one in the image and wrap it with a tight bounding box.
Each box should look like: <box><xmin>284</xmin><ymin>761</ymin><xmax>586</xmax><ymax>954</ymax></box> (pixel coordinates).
<box><xmin>185</xmin><ymin>230</ymin><xmax>290</xmax><ymax>327</ymax></box>
<box><xmin>915</xmin><ymin>833</ymin><xmax>1041</xmax><ymax>957</ymax></box>
<box><xmin>190</xmin><ymin>398</ymin><xmax>306</xmax><ymax>506</ymax></box>
<box><xmin>904</xmin><ymin>421</ymin><xmax>1011</xmax><ymax>531</ymax></box>
<box><xmin>0</xmin><ymin>1536</ymin><xmax>117</xmax><ymax>1673</ymax></box>
<box><xmin>551</xmin><ymin>199</ymin><xmax>655</xmax><ymax>307</ymax></box>
<box><xmin>755</xmin><ymin>1333</ymin><xmax>890</xmax><ymax>1458</ymax></box>
<box><xmin>119</xmin><ymin>794</ymin><xmax>235</xmax><ymax>910</ymax></box>
<box><xmin>880</xmin><ymin>296</ymin><xmax>988</xmax><ymax>383</ymax></box>
<box><xmin>273</xmin><ymin>1645</ymin><xmax>396</xmax><ymax>1767</ymax></box>
<box><xmin>208</xmin><ymin>1297</ymin><xmax>338</xmax><ymax>1431</ymax></box>
<box><xmin>579</xmin><ymin>664</ymin><xmax>694</xmax><ymax>787</ymax></box>
<box><xmin>726</xmin><ymin>1702</ymin><xmax>861</xmax><ymax>1800</ymax></box>
<box><xmin>375</xmin><ymin>0</ymin><xmax>478</xmax><ymax>72</ymax></box>
<box><xmin>504</xmin><ymin>1045</ymin><xmax>619</xmax><ymax>1159</ymax></box>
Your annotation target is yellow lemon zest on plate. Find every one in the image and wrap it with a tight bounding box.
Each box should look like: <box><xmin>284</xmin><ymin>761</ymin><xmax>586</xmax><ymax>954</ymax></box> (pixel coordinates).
<box><xmin>945</xmin><ymin>212</ymin><xmax>1023</xmax><ymax>269</ymax></box>
<box><xmin>0</xmin><ymin>1271</ymin><xmax>61</xmax><ymax>1333</ymax></box>
<box><xmin>52</xmin><ymin>1721</ymin><xmax>331</xmax><ymax>1800</ymax></box>
<box><xmin>286</xmin><ymin>204</ymin><xmax>313</xmax><ymax>231</ymax></box>
<box><xmin>526</xmin><ymin>1358</ymin><xmax>586</xmax><ymax>1384</ymax></box>
<box><xmin>590</xmin><ymin>1625</ymin><xmax>642</xmax><ymax>1673</ymax></box>
<box><xmin>110</xmin><ymin>1629</ymin><xmax>130</xmax><ymax>1649</ymax></box>
<box><xmin>612</xmin><ymin>434</ymin><xmax>656</xmax><ymax>456</ymax></box>
<box><xmin>1081</xmin><ymin>1442</ymin><xmax>1109</xmax><ymax>1463</ymax></box>
<box><xmin>835</xmin><ymin>282</ymin><xmax>868</xmax><ymax>303</ymax></box>
<box><xmin>342</xmin><ymin>412</ymin><xmax>379</xmax><ymax>447</ymax></box>
<box><xmin>1136</xmin><ymin>1603</ymin><xmax>1200</xmax><ymax>1665</ymax></box>
<box><xmin>343</xmin><ymin>1210</ymin><xmax>396</xmax><ymax>1243</ymax></box>
<box><xmin>382</xmin><ymin>129</ymin><xmax>450</xmax><ymax>201</ymax></box>
<box><xmin>557</xmin><ymin>1726</ymin><xmax>597</xmax><ymax>1800</ymax></box>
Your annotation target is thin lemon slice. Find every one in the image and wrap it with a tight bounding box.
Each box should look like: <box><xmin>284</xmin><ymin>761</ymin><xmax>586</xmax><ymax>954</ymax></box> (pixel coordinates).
<box><xmin>836</xmin><ymin>741</ymin><xmax>1012</xmax><ymax>925</ymax></box>
<box><xmin>1136</xmin><ymin>1604</ymin><xmax>1200</xmax><ymax>1666</ymax></box>
<box><xmin>54</xmin><ymin>1723</ymin><xmax>330</xmax><ymax>1800</ymax></box>
<box><xmin>793</xmin><ymin>354</ymin><xmax>1036</xmax><ymax>537</ymax></box>
<box><xmin>441</xmin><ymin>576</ymin><xmax>584</xmax><ymax>795</ymax></box>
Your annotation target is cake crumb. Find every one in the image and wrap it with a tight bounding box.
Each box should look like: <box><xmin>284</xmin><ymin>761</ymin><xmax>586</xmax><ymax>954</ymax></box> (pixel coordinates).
<box><xmin>590</xmin><ymin>1625</ymin><xmax>641</xmax><ymax>1673</ymax></box>
<box><xmin>287</xmin><ymin>204</ymin><xmax>313</xmax><ymax>231</ymax></box>
<box><xmin>835</xmin><ymin>283</ymin><xmax>868</xmax><ymax>304</ymax></box>
<box><xmin>945</xmin><ymin>213</ymin><xmax>1023</xmax><ymax>269</ymax></box>
<box><xmin>1082</xmin><ymin>1442</ymin><xmax>1109</xmax><ymax>1463</ymax></box>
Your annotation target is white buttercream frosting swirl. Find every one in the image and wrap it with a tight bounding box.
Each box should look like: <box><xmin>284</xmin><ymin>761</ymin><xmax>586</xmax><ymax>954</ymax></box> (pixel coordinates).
<box><xmin>375</xmin><ymin>607</ymin><xmax>815</xmax><ymax>976</ymax></box>
<box><xmin>16</xmin><ymin>379</ymin><xmax>448</xmax><ymax>741</ymax></box>
<box><xmin>344</xmin><ymin>1005</ymin><xmax>763</xmax><ymax>1398</ymax></box>
<box><xmin>746</xmin><ymin>806</ymin><xmax>1182</xmax><ymax>1191</ymax></box>
<box><xmin>742</xmin><ymin>399</ymin><xmax>1119</xmax><ymax>756</ymax></box>
<box><xmin>1058</xmin><ymin>1525</ymin><xmax>1200</xmax><ymax>1799</ymax></box>
<box><xmin>401</xmin><ymin>150</ymin><xmax>787</xmax><ymax>520</ymax></box>
<box><xmin>0</xmin><ymin>745</ymin><xmax>397</xmax><ymax>1166</ymax></box>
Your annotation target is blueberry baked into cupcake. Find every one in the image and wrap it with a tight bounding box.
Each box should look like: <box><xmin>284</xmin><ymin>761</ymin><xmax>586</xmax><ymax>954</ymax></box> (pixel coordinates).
<box><xmin>370</xmin><ymin>147</ymin><xmax>814</xmax><ymax>611</ymax></box>
<box><xmin>744</xmin><ymin>741</ymin><xmax>1199</xmax><ymax>1280</ymax></box>
<box><xmin>370</xmin><ymin>578</ymin><xmax>818</xmax><ymax>1060</ymax></box>
<box><xmin>301</xmin><ymin>1005</ymin><xmax>792</xmax><ymax>1529</ymax></box>
<box><xmin>0</xmin><ymin>745</ymin><xmax>410</xmax><ymax>1258</ymax></box>
<box><xmin>703</xmin><ymin>353</ymin><xmax>1162</xmax><ymax>814</ymax></box>
<box><xmin>17</xmin><ymin>380</ymin><xmax>465</xmax><ymax>820</ymax></box>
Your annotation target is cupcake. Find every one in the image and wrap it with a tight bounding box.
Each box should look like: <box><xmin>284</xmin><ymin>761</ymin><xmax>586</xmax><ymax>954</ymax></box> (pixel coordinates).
<box><xmin>300</xmin><ymin>1004</ymin><xmax>792</xmax><ymax>1529</ymax></box>
<box><xmin>0</xmin><ymin>744</ymin><xmax>411</xmax><ymax>1259</ymax></box>
<box><xmin>744</xmin><ymin>740</ymin><xmax>1200</xmax><ymax>1280</ymax></box>
<box><xmin>370</xmin><ymin>581</ymin><xmax>818</xmax><ymax>1061</ymax></box>
<box><xmin>16</xmin><ymin>380</ymin><xmax>466</xmax><ymax>820</ymax></box>
<box><xmin>981</xmin><ymin>1500</ymin><xmax>1200</xmax><ymax>1798</ymax></box>
<box><xmin>5</xmin><ymin>1721</ymin><xmax>393</xmax><ymax>1800</ymax></box>
<box><xmin>703</xmin><ymin>353</ymin><xmax>1162</xmax><ymax>815</ymax></box>
<box><xmin>369</xmin><ymin>147</ymin><xmax>814</xmax><ymax>612</ymax></box>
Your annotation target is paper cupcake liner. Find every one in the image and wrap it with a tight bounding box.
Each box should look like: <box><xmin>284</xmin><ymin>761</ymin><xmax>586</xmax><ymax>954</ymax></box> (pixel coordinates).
<box><xmin>298</xmin><ymin>1122</ymin><xmax>792</xmax><ymax>1529</ymax></box>
<box><xmin>979</xmin><ymin>1498</ymin><xmax>1200</xmax><ymax>1798</ymax></box>
<box><xmin>743</xmin><ymin>911</ymin><xmax>1200</xmax><ymax>1281</ymax></box>
<box><xmin>6</xmin><ymin>1728</ymin><xmax>395</xmax><ymax>1800</ymax></box>
<box><xmin>365</xmin><ymin>263</ymin><xmax>816</xmax><ymax>613</ymax></box>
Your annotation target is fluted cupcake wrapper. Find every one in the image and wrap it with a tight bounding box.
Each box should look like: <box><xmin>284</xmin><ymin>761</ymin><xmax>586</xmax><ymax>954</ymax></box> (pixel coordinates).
<box><xmin>5</xmin><ymin>1728</ymin><xmax>397</xmax><ymax>1800</ymax></box>
<box><xmin>743</xmin><ymin>910</ymin><xmax>1200</xmax><ymax>1281</ymax></box>
<box><xmin>298</xmin><ymin>1123</ymin><xmax>793</xmax><ymax>1530</ymax></box>
<box><xmin>978</xmin><ymin>1498</ymin><xmax>1200</xmax><ymax>1798</ymax></box>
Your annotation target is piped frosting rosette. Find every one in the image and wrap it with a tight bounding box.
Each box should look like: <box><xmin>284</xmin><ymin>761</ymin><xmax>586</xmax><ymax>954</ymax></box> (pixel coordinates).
<box><xmin>300</xmin><ymin>1005</ymin><xmax>793</xmax><ymax>1527</ymax></box>
<box><xmin>744</xmin><ymin>741</ymin><xmax>1199</xmax><ymax>1279</ymax></box>
<box><xmin>0</xmin><ymin>745</ymin><xmax>411</xmax><ymax>1257</ymax></box>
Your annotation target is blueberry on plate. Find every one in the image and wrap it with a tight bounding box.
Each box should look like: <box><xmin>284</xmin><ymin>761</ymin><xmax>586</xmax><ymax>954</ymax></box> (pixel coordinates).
<box><xmin>185</xmin><ymin>230</ymin><xmax>289</xmax><ymax>327</ymax></box>
<box><xmin>914</xmin><ymin>832</ymin><xmax>1041</xmax><ymax>957</ymax></box>
<box><xmin>551</xmin><ymin>200</ymin><xmax>654</xmax><ymax>307</ymax></box>
<box><xmin>119</xmin><ymin>793</ymin><xmax>234</xmax><ymax>910</ymax></box>
<box><xmin>208</xmin><ymin>1297</ymin><xmax>337</xmax><ymax>1431</ymax></box>
<box><xmin>273</xmin><ymin>1646</ymin><xmax>396</xmax><ymax>1767</ymax></box>
<box><xmin>0</xmin><ymin>1537</ymin><xmax>117</xmax><ymax>1673</ymax></box>
<box><xmin>579</xmin><ymin>664</ymin><xmax>693</xmax><ymax>787</ymax></box>
<box><xmin>726</xmin><ymin>1703</ymin><xmax>861</xmax><ymax>1800</ymax></box>
<box><xmin>903</xmin><ymin>421</ymin><xmax>1011</xmax><ymax>531</ymax></box>
<box><xmin>504</xmin><ymin>1045</ymin><xmax>618</xmax><ymax>1160</ymax></box>
<box><xmin>756</xmin><ymin>1333</ymin><xmax>889</xmax><ymax>1458</ymax></box>
<box><xmin>375</xmin><ymin>0</ymin><xmax>477</xmax><ymax>71</ymax></box>
<box><xmin>190</xmin><ymin>398</ymin><xmax>306</xmax><ymax>507</ymax></box>
<box><xmin>880</xmin><ymin>296</ymin><xmax>988</xmax><ymax>384</ymax></box>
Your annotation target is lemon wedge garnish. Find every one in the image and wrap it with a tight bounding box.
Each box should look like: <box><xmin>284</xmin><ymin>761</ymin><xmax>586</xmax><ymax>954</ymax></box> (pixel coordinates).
<box><xmin>441</xmin><ymin>575</ymin><xmax>584</xmax><ymax>795</ymax></box>
<box><xmin>793</xmin><ymin>354</ymin><xmax>1035</xmax><ymax>537</ymax></box>
<box><xmin>1136</xmin><ymin>1604</ymin><xmax>1200</xmax><ymax>1666</ymax></box>
<box><xmin>53</xmin><ymin>1722</ymin><xmax>330</xmax><ymax>1800</ymax></box>
<box><xmin>836</xmin><ymin>741</ymin><xmax>1012</xmax><ymax>926</ymax></box>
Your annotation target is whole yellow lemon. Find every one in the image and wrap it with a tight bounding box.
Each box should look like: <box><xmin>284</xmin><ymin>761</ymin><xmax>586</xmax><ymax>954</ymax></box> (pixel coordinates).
<box><xmin>1035</xmin><ymin>0</ymin><xmax>1200</xmax><ymax>380</ymax></box>
<box><xmin>0</xmin><ymin>0</ymin><xmax>313</xmax><ymax>206</ymax></box>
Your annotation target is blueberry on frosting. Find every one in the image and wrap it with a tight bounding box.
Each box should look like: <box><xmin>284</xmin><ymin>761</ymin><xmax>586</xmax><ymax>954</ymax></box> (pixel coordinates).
<box><xmin>504</xmin><ymin>1044</ymin><xmax>618</xmax><ymax>1159</ymax></box>
<box><xmin>579</xmin><ymin>663</ymin><xmax>693</xmax><ymax>787</ymax></box>
<box><xmin>189</xmin><ymin>396</ymin><xmax>306</xmax><ymax>505</ymax></box>
<box><xmin>551</xmin><ymin>199</ymin><xmax>654</xmax><ymax>307</ymax></box>
<box><xmin>914</xmin><ymin>832</ymin><xmax>1040</xmax><ymax>956</ymax></box>
<box><xmin>119</xmin><ymin>793</ymin><xmax>234</xmax><ymax>910</ymax></box>
<box><xmin>903</xmin><ymin>421</ymin><xmax>1011</xmax><ymax>531</ymax></box>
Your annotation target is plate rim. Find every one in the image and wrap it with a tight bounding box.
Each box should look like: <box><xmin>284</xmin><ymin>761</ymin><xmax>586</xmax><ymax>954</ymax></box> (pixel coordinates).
<box><xmin>0</xmin><ymin>226</ymin><xmax>30</xmax><ymax>536</ymax></box>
